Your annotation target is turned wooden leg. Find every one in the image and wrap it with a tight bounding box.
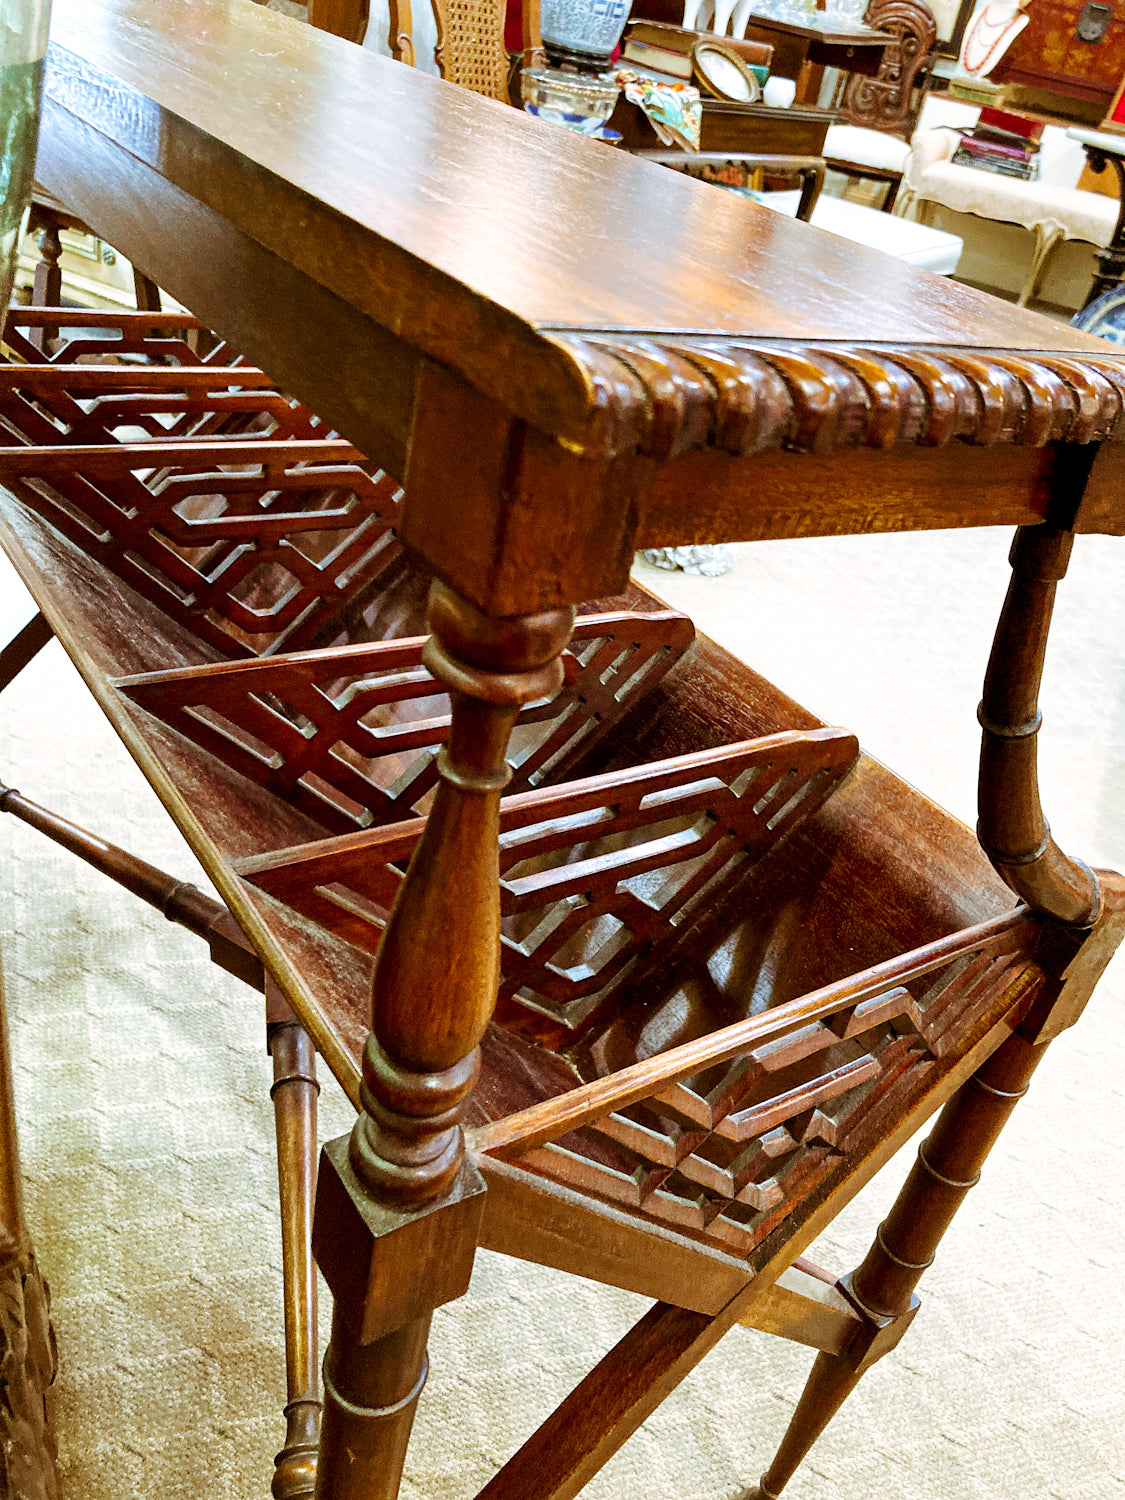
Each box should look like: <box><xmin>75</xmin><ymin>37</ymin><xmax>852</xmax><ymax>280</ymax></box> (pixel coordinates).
<box><xmin>0</xmin><ymin>953</ymin><xmax>60</xmax><ymax>1500</ymax></box>
<box><xmin>747</xmin><ymin>1028</ymin><xmax>1047</xmax><ymax>1500</ymax></box>
<box><xmin>311</xmin><ymin>581</ymin><xmax>574</xmax><ymax>1500</ymax></box>
<box><xmin>29</xmin><ymin>225</ymin><xmax>62</xmax><ymax>354</ymax></box>
<box><xmin>977</xmin><ymin>525</ymin><xmax>1100</xmax><ymax>927</ymax></box>
<box><xmin>268</xmin><ymin>991</ymin><xmax>322</xmax><ymax>1500</ymax></box>
<box><xmin>747</xmin><ymin>519</ymin><xmax>1121</xmax><ymax>1500</ymax></box>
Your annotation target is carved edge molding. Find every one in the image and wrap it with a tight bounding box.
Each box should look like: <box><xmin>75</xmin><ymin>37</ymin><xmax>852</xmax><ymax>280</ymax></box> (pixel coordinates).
<box><xmin>546</xmin><ymin>334</ymin><xmax>1125</xmax><ymax>461</ymax></box>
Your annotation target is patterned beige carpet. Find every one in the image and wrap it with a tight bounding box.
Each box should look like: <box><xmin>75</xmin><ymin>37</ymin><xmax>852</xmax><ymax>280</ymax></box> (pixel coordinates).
<box><xmin>1</xmin><ymin>527</ymin><xmax>1122</xmax><ymax>1500</ymax></box>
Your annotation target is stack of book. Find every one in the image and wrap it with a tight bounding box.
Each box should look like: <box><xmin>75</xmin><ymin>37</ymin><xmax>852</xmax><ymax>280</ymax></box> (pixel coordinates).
<box><xmin>952</xmin><ymin>107</ymin><xmax>1042</xmax><ymax>180</ymax></box>
<box><xmin>620</xmin><ymin>21</ymin><xmax>773</xmax><ymax>95</ymax></box>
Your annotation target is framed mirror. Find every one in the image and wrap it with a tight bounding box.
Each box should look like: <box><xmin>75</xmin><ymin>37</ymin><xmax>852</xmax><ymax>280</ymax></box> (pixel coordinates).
<box><xmin>931</xmin><ymin>0</ymin><xmax>977</xmax><ymax>58</ymax></box>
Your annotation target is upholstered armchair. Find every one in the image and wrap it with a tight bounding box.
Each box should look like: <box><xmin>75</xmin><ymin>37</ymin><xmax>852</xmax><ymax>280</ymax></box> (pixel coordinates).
<box><xmin>898</xmin><ymin>123</ymin><xmax>1118</xmax><ymax>306</ymax></box>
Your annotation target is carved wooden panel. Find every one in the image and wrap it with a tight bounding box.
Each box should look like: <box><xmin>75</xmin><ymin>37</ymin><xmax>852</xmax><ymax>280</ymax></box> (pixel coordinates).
<box><xmin>0</xmin><ymin>313</ymin><xmax>407</xmax><ymax>658</ymax></box>
<box><xmin>1</xmin><ymin>306</ymin><xmax>227</xmax><ymax>366</ymax></box>
<box><xmin>0</xmin><ymin>360</ymin><xmax>323</xmax><ymax>448</ymax></box>
<box><xmin>476</xmin><ymin>913</ymin><xmax>1045</xmax><ymax>1257</ymax></box>
<box><xmin>237</xmin><ymin>728</ymin><xmax>859</xmax><ymax>1034</ymax></box>
<box><xmin>838</xmin><ymin>0</ymin><xmax>936</xmax><ymax>136</ymax></box>
<box><xmin>116</xmin><ymin>610</ymin><xmax>696</xmax><ymax>831</ymax></box>
<box><xmin>0</xmin><ymin>439</ymin><xmax>404</xmax><ymax>658</ymax></box>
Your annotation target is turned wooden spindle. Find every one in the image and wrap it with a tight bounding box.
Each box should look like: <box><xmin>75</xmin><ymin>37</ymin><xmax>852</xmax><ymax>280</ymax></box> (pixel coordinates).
<box><xmin>977</xmin><ymin>524</ymin><xmax>1101</xmax><ymax>927</ymax></box>
<box><xmin>747</xmin><ymin>1029</ymin><xmax>1047</xmax><ymax>1500</ymax></box>
<box><xmin>0</xmin><ymin>783</ymin><xmax>263</xmax><ymax>990</ymax></box>
<box><xmin>269</xmin><ymin>1007</ymin><xmax>322</xmax><ymax>1500</ymax></box>
<box><xmin>746</xmin><ymin>521</ymin><xmax>1114</xmax><ymax>1500</ymax></box>
<box><xmin>30</xmin><ymin>224</ymin><xmax>64</xmax><ymax>353</ymax></box>
<box><xmin>313</xmin><ymin>580</ymin><xmax>575</xmax><ymax>1500</ymax></box>
<box><xmin>348</xmin><ymin>581</ymin><xmax>575</xmax><ymax>1205</ymax></box>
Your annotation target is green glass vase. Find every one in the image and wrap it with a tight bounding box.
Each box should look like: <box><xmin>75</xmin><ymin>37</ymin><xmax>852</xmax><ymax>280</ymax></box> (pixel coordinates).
<box><xmin>1</xmin><ymin>0</ymin><xmax>52</xmax><ymax>338</ymax></box>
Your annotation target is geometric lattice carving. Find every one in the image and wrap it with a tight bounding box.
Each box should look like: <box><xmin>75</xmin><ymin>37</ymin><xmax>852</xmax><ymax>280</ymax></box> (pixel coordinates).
<box><xmin>117</xmin><ymin>610</ymin><xmax>695</xmax><ymax>832</ymax></box>
<box><xmin>2</xmin><ymin>305</ymin><xmax>226</xmax><ymax>368</ymax></box>
<box><xmin>475</xmin><ymin>912</ymin><xmax>1045</xmax><ymax>1257</ymax></box>
<box><xmin>0</xmin><ymin>346</ymin><xmax>320</xmax><ymax>448</ymax></box>
<box><xmin>238</xmin><ymin>727</ymin><xmax>859</xmax><ymax>1032</ymax></box>
<box><xmin>1</xmin><ymin>439</ymin><xmax>404</xmax><ymax>658</ymax></box>
<box><xmin>0</xmin><ymin>311</ymin><xmax>404</xmax><ymax>657</ymax></box>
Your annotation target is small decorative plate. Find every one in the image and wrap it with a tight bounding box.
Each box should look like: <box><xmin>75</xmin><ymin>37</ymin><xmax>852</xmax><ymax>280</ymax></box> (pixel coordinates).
<box><xmin>1072</xmin><ymin>285</ymin><xmax>1125</xmax><ymax>345</ymax></box>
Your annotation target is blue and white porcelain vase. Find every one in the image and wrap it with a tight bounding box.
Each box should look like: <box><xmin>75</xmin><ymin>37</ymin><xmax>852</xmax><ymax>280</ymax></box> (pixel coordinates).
<box><xmin>1</xmin><ymin>0</ymin><xmax>52</xmax><ymax>337</ymax></box>
<box><xmin>540</xmin><ymin>0</ymin><xmax>632</xmax><ymax>72</ymax></box>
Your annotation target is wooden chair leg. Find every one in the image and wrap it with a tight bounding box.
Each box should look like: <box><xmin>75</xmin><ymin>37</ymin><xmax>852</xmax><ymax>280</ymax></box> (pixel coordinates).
<box><xmin>745</xmin><ymin>1027</ymin><xmax>1047</xmax><ymax>1500</ymax></box>
<box><xmin>1018</xmin><ymin>225</ymin><xmax>1065</xmax><ymax>308</ymax></box>
<box><xmin>268</xmin><ymin>994</ymin><xmax>322</xmax><ymax>1500</ymax></box>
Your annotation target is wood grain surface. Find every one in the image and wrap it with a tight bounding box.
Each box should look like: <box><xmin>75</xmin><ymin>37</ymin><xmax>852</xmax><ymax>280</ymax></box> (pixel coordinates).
<box><xmin>40</xmin><ymin>0</ymin><xmax>1123</xmax><ymax>458</ymax></box>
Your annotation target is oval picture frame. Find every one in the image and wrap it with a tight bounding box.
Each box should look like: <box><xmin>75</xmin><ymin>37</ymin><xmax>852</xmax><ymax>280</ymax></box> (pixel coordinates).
<box><xmin>691</xmin><ymin>40</ymin><xmax>763</xmax><ymax>103</ymax></box>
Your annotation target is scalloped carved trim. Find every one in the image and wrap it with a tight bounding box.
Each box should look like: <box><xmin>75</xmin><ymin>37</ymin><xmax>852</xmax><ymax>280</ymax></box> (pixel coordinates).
<box><xmin>546</xmin><ymin>335</ymin><xmax>1125</xmax><ymax>460</ymax></box>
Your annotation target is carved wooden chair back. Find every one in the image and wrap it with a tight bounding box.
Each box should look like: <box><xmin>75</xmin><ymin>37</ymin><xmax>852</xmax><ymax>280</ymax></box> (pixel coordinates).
<box><xmin>837</xmin><ymin>0</ymin><xmax>937</xmax><ymax>137</ymax></box>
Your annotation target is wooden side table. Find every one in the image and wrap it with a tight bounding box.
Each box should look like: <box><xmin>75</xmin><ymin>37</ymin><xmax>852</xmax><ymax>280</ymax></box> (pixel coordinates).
<box><xmin>2</xmin><ymin>3</ymin><xmax>1123</xmax><ymax>1498</ymax></box>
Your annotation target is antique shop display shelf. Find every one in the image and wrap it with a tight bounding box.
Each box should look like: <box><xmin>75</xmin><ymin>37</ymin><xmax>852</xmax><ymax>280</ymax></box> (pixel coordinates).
<box><xmin>0</xmin><ymin>1</ymin><xmax>1123</xmax><ymax>1497</ymax></box>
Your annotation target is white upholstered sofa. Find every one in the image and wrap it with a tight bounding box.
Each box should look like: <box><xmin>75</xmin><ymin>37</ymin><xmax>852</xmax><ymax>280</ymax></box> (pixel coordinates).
<box><xmin>898</xmin><ymin>98</ymin><xmax>1118</xmax><ymax>306</ymax></box>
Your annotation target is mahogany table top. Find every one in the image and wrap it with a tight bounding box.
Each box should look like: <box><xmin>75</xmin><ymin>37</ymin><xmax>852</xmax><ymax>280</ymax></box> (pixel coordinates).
<box><xmin>46</xmin><ymin>0</ymin><xmax>1110</xmax><ymax>358</ymax></box>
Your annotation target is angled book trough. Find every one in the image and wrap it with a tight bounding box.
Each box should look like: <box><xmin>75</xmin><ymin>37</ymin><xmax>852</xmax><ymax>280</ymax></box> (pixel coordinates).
<box><xmin>114</xmin><ymin>609</ymin><xmax>696</xmax><ymax>832</ymax></box>
<box><xmin>235</xmin><ymin>728</ymin><xmax>860</xmax><ymax>1035</ymax></box>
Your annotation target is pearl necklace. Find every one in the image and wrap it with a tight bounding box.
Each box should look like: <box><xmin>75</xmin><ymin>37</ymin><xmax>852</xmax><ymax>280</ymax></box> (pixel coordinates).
<box><xmin>960</xmin><ymin>1</ymin><xmax>1027</xmax><ymax>75</ymax></box>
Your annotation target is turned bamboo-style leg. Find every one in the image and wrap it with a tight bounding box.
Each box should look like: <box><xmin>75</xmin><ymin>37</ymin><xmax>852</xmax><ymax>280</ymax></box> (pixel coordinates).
<box><xmin>312</xmin><ymin>581</ymin><xmax>574</xmax><ymax>1500</ymax></box>
<box><xmin>268</xmin><ymin>992</ymin><xmax>322</xmax><ymax>1500</ymax></box>
<box><xmin>0</xmin><ymin>952</ymin><xmax>60</xmax><ymax>1500</ymax></box>
<box><xmin>748</xmin><ymin>521</ymin><xmax>1121</xmax><ymax>1499</ymax></box>
<box><xmin>747</xmin><ymin>1029</ymin><xmax>1046</xmax><ymax>1500</ymax></box>
<box><xmin>977</xmin><ymin>524</ymin><xmax>1100</xmax><ymax>927</ymax></box>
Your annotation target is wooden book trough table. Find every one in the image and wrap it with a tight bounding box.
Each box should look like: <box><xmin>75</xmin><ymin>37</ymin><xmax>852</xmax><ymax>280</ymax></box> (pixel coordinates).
<box><xmin>1</xmin><ymin>1</ymin><xmax>1124</xmax><ymax>1497</ymax></box>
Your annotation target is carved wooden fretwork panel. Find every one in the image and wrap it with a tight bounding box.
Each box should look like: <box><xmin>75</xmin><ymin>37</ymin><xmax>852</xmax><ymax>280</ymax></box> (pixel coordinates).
<box><xmin>237</xmin><ymin>728</ymin><xmax>859</xmax><ymax>1033</ymax></box>
<box><xmin>2</xmin><ymin>446</ymin><xmax>404</xmax><ymax>658</ymax></box>
<box><xmin>0</xmin><ymin>312</ymin><xmax>405</xmax><ymax>657</ymax></box>
<box><xmin>118</xmin><ymin>610</ymin><xmax>695</xmax><ymax>831</ymax></box>
<box><xmin>483</xmin><ymin>918</ymin><xmax>1045</xmax><ymax>1258</ymax></box>
<box><xmin>0</xmin><ymin>359</ymin><xmax>323</xmax><ymax>448</ymax></box>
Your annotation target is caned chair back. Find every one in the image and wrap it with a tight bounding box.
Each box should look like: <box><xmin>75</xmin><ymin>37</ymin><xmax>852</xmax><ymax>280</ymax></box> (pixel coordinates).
<box><xmin>309</xmin><ymin>0</ymin><xmax>529</xmax><ymax>101</ymax></box>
